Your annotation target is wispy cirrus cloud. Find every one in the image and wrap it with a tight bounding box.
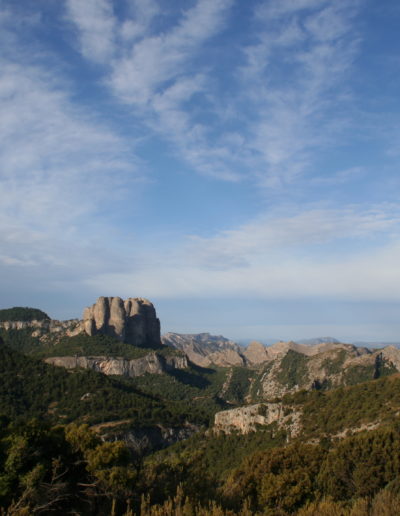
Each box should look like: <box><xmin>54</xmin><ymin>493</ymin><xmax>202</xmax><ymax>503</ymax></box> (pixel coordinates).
<box><xmin>0</xmin><ymin>7</ymin><xmax>143</xmax><ymax>279</ymax></box>
<box><xmin>120</xmin><ymin>0</ymin><xmax>160</xmax><ymax>42</ymax></box>
<box><xmin>109</xmin><ymin>0</ymin><xmax>233</xmax><ymax>105</ymax></box>
<box><xmin>66</xmin><ymin>0</ymin><xmax>239</xmax><ymax>179</ymax></box>
<box><xmin>63</xmin><ymin>0</ymin><xmax>363</xmax><ymax>186</ymax></box>
<box><xmin>238</xmin><ymin>1</ymin><xmax>360</xmax><ymax>186</ymax></box>
<box><xmin>186</xmin><ymin>205</ymin><xmax>400</xmax><ymax>263</ymax></box>
<box><xmin>65</xmin><ymin>0</ymin><xmax>116</xmax><ymax>63</ymax></box>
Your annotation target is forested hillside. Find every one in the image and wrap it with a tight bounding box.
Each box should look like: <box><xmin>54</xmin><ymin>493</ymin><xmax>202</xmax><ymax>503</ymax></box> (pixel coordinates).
<box><xmin>2</xmin><ymin>306</ymin><xmax>400</xmax><ymax>515</ymax></box>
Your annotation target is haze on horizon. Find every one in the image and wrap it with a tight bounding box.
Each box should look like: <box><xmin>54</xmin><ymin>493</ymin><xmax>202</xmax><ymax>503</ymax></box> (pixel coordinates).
<box><xmin>1</xmin><ymin>0</ymin><xmax>400</xmax><ymax>343</ymax></box>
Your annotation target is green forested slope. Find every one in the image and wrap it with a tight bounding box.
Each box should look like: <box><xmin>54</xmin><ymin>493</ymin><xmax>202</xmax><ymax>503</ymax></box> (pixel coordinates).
<box><xmin>2</xmin><ymin>334</ymin><xmax>400</xmax><ymax>514</ymax></box>
<box><xmin>0</xmin><ymin>306</ymin><xmax>50</xmax><ymax>321</ymax></box>
<box><xmin>0</xmin><ymin>334</ymin><xmax>233</xmax><ymax>431</ymax></box>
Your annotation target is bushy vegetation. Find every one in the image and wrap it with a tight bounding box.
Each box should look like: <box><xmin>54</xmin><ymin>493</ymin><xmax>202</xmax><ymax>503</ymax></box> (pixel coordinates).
<box><xmin>0</xmin><ymin>327</ymin><xmax>42</xmax><ymax>355</ymax></box>
<box><xmin>290</xmin><ymin>374</ymin><xmax>400</xmax><ymax>438</ymax></box>
<box><xmin>0</xmin><ymin>340</ymin><xmax>224</xmax><ymax>429</ymax></box>
<box><xmin>3</xmin><ymin>312</ymin><xmax>400</xmax><ymax>514</ymax></box>
<box><xmin>224</xmin><ymin>367</ymin><xmax>255</xmax><ymax>403</ymax></box>
<box><xmin>2</xmin><ymin>417</ymin><xmax>400</xmax><ymax>515</ymax></box>
<box><xmin>0</xmin><ymin>306</ymin><xmax>50</xmax><ymax>322</ymax></box>
<box><xmin>274</xmin><ymin>350</ymin><xmax>309</xmax><ymax>389</ymax></box>
<box><xmin>0</xmin><ymin>327</ymin><xmax>184</xmax><ymax>360</ymax></box>
<box><xmin>33</xmin><ymin>333</ymin><xmax>152</xmax><ymax>359</ymax></box>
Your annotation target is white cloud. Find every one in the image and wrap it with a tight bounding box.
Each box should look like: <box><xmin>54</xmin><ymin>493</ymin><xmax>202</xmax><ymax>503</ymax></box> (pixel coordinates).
<box><xmin>0</xmin><ymin>4</ymin><xmax>144</xmax><ymax>283</ymax></box>
<box><xmin>86</xmin><ymin>241</ymin><xmax>400</xmax><ymax>302</ymax></box>
<box><xmin>110</xmin><ymin>0</ymin><xmax>232</xmax><ymax>104</ymax></box>
<box><xmin>65</xmin><ymin>0</ymin><xmax>116</xmax><ymax>63</ymax></box>
<box><xmin>239</xmin><ymin>2</ymin><xmax>360</xmax><ymax>186</ymax></box>
<box><xmin>85</xmin><ymin>204</ymin><xmax>400</xmax><ymax>302</ymax></box>
<box><xmin>186</xmin><ymin>206</ymin><xmax>400</xmax><ymax>261</ymax></box>
<box><xmin>256</xmin><ymin>0</ymin><xmax>329</xmax><ymax>20</ymax></box>
<box><xmin>62</xmin><ymin>0</ymin><xmax>363</xmax><ymax>187</ymax></box>
<box><xmin>120</xmin><ymin>0</ymin><xmax>160</xmax><ymax>41</ymax></box>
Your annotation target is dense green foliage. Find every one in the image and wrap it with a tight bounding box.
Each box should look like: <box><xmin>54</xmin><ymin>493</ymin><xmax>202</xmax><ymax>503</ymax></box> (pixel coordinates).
<box><xmin>0</xmin><ymin>341</ymin><xmax>223</xmax><ymax>429</ymax></box>
<box><xmin>33</xmin><ymin>334</ymin><xmax>152</xmax><ymax>359</ymax></box>
<box><xmin>275</xmin><ymin>350</ymin><xmax>309</xmax><ymax>389</ymax></box>
<box><xmin>0</xmin><ymin>327</ymin><xmax>42</xmax><ymax>355</ymax></box>
<box><xmin>2</xmin><ymin>313</ymin><xmax>400</xmax><ymax>514</ymax></box>
<box><xmin>0</xmin><ymin>329</ymin><xmax>177</xmax><ymax>359</ymax></box>
<box><xmin>224</xmin><ymin>367</ymin><xmax>255</xmax><ymax>403</ymax></box>
<box><xmin>2</xmin><ymin>417</ymin><xmax>400</xmax><ymax>515</ymax></box>
<box><xmin>290</xmin><ymin>374</ymin><xmax>400</xmax><ymax>438</ymax></box>
<box><xmin>250</xmin><ymin>362</ymin><xmax>273</xmax><ymax>401</ymax></box>
<box><xmin>0</xmin><ymin>306</ymin><xmax>50</xmax><ymax>322</ymax></box>
<box><xmin>0</xmin><ymin>328</ymin><xmax>184</xmax><ymax>364</ymax></box>
<box><xmin>136</xmin><ymin>423</ymin><xmax>400</xmax><ymax>515</ymax></box>
<box><xmin>130</xmin><ymin>365</ymin><xmax>228</xmax><ymax>425</ymax></box>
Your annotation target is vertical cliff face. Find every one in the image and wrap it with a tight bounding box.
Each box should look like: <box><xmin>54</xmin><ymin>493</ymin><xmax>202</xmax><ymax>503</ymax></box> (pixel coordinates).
<box><xmin>83</xmin><ymin>296</ymin><xmax>161</xmax><ymax>347</ymax></box>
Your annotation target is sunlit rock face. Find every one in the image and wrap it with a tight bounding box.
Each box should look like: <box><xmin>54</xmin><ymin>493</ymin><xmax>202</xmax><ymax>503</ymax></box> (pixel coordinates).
<box><xmin>214</xmin><ymin>403</ymin><xmax>301</xmax><ymax>436</ymax></box>
<box><xmin>162</xmin><ymin>332</ymin><xmax>246</xmax><ymax>367</ymax></box>
<box><xmin>45</xmin><ymin>353</ymin><xmax>188</xmax><ymax>377</ymax></box>
<box><xmin>83</xmin><ymin>296</ymin><xmax>161</xmax><ymax>347</ymax></box>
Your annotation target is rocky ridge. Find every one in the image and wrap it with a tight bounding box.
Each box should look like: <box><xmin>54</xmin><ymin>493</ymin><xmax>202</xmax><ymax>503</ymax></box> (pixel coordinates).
<box><xmin>0</xmin><ymin>318</ymin><xmax>82</xmax><ymax>340</ymax></box>
<box><xmin>162</xmin><ymin>332</ymin><xmax>246</xmax><ymax>367</ymax></box>
<box><xmin>45</xmin><ymin>352</ymin><xmax>188</xmax><ymax>378</ymax></box>
<box><xmin>251</xmin><ymin>345</ymin><xmax>399</xmax><ymax>399</ymax></box>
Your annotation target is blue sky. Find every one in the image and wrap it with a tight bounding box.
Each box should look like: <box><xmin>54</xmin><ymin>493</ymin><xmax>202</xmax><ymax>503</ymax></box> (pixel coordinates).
<box><xmin>1</xmin><ymin>0</ymin><xmax>400</xmax><ymax>342</ymax></box>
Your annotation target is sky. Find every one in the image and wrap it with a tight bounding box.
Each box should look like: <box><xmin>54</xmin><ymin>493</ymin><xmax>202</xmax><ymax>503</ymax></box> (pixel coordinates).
<box><xmin>1</xmin><ymin>0</ymin><xmax>400</xmax><ymax>343</ymax></box>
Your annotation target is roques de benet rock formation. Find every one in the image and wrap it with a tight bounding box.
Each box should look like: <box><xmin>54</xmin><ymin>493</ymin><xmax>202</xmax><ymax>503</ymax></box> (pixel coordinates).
<box><xmin>45</xmin><ymin>296</ymin><xmax>189</xmax><ymax>378</ymax></box>
<box><xmin>0</xmin><ymin>295</ymin><xmax>162</xmax><ymax>349</ymax></box>
<box><xmin>0</xmin><ymin>296</ymin><xmax>189</xmax><ymax>378</ymax></box>
<box><xmin>83</xmin><ymin>296</ymin><xmax>161</xmax><ymax>348</ymax></box>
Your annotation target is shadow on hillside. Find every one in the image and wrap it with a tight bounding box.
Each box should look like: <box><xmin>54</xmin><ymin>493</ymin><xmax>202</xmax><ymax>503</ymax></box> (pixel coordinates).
<box><xmin>168</xmin><ymin>363</ymin><xmax>216</xmax><ymax>389</ymax></box>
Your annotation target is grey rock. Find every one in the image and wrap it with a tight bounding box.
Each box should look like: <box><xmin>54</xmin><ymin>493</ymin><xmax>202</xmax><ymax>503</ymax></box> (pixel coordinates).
<box><xmin>214</xmin><ymin>402</ymin><xmax>301</xmax><ymax>436</ymax></box>
<box><xmin>162</xmin><ymin>332</ymin><xmax>246</xmax><ymax>367</ymax></box>
<box><xmin>45</xmin><ymin>352</ymin><xmax>188</xmax><ymax>378</ymax></box>
<box><xmin>0</xmin><ymin>319</ymin><xmax>82</xmax><ymax>338</ymax></box>
<box><xmin>243</xmin><ymin>341</ymin><xmax>269</xmax><ymax>364</ymax></box>
<box><xmin>83</xmin><ymin>296</ymin><xmax>161</xmax><ymax>347</ymax></box>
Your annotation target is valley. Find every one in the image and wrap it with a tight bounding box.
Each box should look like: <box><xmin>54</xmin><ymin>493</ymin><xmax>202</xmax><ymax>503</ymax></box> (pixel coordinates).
<box><xmin>1</xmin><ymin>297</ymin><xmax>400</xmax><ymax>514</ymax></box>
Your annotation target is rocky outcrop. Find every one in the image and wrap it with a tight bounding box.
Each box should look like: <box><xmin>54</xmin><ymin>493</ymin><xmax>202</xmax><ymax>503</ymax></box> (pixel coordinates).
<box><xmin>162</xmin><ymin>332</ymin><xmax>246</xmax><ymax>367</ymax></box>
<box><xmin>380</xmin><ymin>346</ymin><xmax>400</xmax><ymax>371</ymax></box>
<box><xmin>253</xmin><ymin>344</ymin><xmax>400</xmax><ymax>400</ymax></box>
<box><xmin>0</xmin><ymin>319</ymin><xmax>82</xmax><ymax>339</ymax></box>
<box><xmin>243</xmin><ymin>341</ymin><xmax>269</xmax><ymax>364</ymax></box>
<box><xmin>83</xmin><ymin>296</ymin><xmax>160</xmax><ymax>347</ymax></box>
<box><xmin>45</xmin><ymin>352</ymin><xmax>188</xmax><ymax>378</ymax></box>
<box><xmin>265</xmin><ymin>340</ymin><xmax>353</xmax><ymax>359</ymax></box>
<box><xmin>214</xmin><ymin>403</ymin><xmax>301</xmax><ymax>436</ymax></box>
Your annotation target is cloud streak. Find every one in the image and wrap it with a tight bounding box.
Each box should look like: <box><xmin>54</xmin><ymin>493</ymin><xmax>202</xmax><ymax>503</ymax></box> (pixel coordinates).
<box><xmin>0</xmin><ymin>7</ymin><xmax>143</xmax><ymax>285</ymax></box>
<box><xmin>86</xmin><ymin>204</ymin><xmax>400</xmax><ymax>301</ymax></box>
<box><xmin>66</xmin><ymin>0</ymin><xmax>116</xmax><ymax>63</ymax></box>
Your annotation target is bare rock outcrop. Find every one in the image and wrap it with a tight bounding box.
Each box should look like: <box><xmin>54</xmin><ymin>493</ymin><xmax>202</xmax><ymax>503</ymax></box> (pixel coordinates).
<box><xmin>214</xmin><ymin>403</ymin><xmax>301</xmax><ymax>436</ymax></box>
<box><xmin>254</xmin><ymin>344</ymin><xmax>399</xmax><ymax>400</ymax></box>
<box><xmin>45</xmin><ymin>352</ymin><xmax>188</xmax><ymax>378</ymax></box>
<box><xmin>83</xmin><ymin>296</ymin><xmax>160</xmax><ymax>347</ymax></box>
<box><xmin>0</xmin><ymin>319</ymin><xmax>82</xmax><ymax>339</ymax></box>
<box><xmin>162</xmin><ymin>332</ymin><xmax>246</xmax><ymax>367</ymax></box>
<box><xmin>380</xmin><ymin>346</ymin><xmax>400</xmax><ymax>371</ymax></box>
<box><xmin>243</xmin><ymin>341</ymin><xmax>270</xmax><ymax>365</ymax></box>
